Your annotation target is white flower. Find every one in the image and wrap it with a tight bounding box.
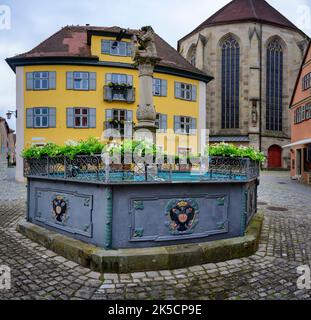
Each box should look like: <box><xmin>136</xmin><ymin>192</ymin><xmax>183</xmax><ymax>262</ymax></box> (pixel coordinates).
<box><xmin>65</xmin><ymin>139</ymin><xmax>79</xmax><ymax>147</ymax></box>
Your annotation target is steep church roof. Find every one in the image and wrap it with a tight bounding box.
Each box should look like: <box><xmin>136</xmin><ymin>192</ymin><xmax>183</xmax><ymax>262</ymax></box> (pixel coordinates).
<box><xmin>179</xmin><ymin>0</ymin><xmax>307</xmax><ymax>44</ymax></box>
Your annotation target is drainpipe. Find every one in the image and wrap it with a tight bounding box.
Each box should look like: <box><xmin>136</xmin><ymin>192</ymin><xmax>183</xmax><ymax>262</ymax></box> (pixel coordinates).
<box><xmin>259</xmin><ymin>23</ymin><xmax>263</xmax><ymax>154</ymax></box>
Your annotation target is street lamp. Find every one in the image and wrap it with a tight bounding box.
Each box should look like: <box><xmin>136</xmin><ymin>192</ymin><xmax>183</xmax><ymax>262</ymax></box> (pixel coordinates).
<box><xmin>6</xmin><ymin>110</ymin><xmax>17</xmax><ymax>120</ymax></box>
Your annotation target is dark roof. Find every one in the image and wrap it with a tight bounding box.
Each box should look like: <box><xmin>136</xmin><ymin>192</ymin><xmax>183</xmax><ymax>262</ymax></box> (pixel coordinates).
<box><xmin>179</xmin><ymin>0</ymin><xmax>308</xmax><ymax>45</ymax></box>
<box><xmin>6</xmin><ymin>26</ymin><xmax>212</xmax><ymax>82</ymax></box>
<box><xmin>289</xmin><ymin>40</ymin><xmax>311</xmax><ymax>108</ymax></box>
<box><xmin>209</xmin><ymin>136</ymin><xmax>250</xmax><ymax>143</ymax></box>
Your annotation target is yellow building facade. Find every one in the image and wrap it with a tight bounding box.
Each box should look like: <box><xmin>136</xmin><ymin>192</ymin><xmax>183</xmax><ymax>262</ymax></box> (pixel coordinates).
<box><xmin>7</xmin><ymin>26</ymin><xmax>212</xmax><ymax>181</ymax></box>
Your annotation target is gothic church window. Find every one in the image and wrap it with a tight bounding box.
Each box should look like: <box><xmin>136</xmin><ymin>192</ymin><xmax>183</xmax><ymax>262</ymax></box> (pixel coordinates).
<box><xmin>266</xmin><ymin>38</ymin><xmax>283</xmax><ymax>131</ymax></box>
<box><xmin>221</xmin><ymin>36</ymin><xmax>240</xmax><ymax>129</ymax></box>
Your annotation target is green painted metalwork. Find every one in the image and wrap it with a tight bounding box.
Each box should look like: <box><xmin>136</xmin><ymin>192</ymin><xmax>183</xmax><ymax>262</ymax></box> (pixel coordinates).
<box><xmin>217</xmin><ymin>197</ymin><xmax>225</xmax><ymax>206</ymax></box>
<box><xmin>240</xmin><ymin>189</ymin><xmax>248</xmax><ymax>236</ymax></box>
<box><xmin>134</xmin><ymin>201</ymin><xmax>144</xmax><ymax>211</ymax></box>
<box><xmin>134</xmin><ymin>228</ymin><xmax>144</xmax><ymax>238</ymax></box>
<box><xmin>104</xmin><ymin>187</ymin><xmax>113</xmax><ymax>249</ymax></box>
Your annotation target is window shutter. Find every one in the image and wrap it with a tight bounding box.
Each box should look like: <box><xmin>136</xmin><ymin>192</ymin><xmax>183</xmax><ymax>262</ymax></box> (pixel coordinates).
<box><xmin>175</xmin><ymin>82</ymin><xmax>181</xmax><ymax>98</ymax></box>
<box><xmin>89</xmin><ymin>72</ymin><xmax>96</xmax><ymax>90</ymax></box>
<box><xmin>190</xmin><ymin>118</ymin><xmax>197</xmax><ymax>135</ymax></box>
<box><xmin>66</xmin><ymin>72</ymin><xmax>74</xmax><ymax>90</ymax></box>
<box><xmin>102</xmin><ymin>40</ymin><xmax>110</xmax><ymax>54</ymax></box>
<box><xmin>126</xmin><ymin>43</ymin><xmax>132</xmax><ymax>56</ymax></box>
<box><xmin>105</xmin><ymin>73</ymin><xmax>112</xmax><ymax>84</ymax></box>
<box><xmin>104</xmin><ymin>86</ymin><xmax>113</xmax><ymax>101</ymax></box>
<box><xmin>161</xmin><ymin>80</ymin><xmax>167</xmax><ymax>97</ymax></box>
<box><xmin>89</xmin><ymin>108</ymin><xmax>96</xmax><ymax>128</ymax></box>
<box><xmin>174</xmin><ymin>116</ymin><xmax>181</xmax><ymax>134</ymax></box>
<box><xmin>191</xmin><ymin>85</ymin><xmax>197</xmax><ymax>101</ymax></box>
<box><xmin>26</xmin><ymin>108</ymin><xmax>34</xmax><ymax>128</ymax></box>
<box><xmin>105</xmin><ymin>109</ymin><xmax>113</xmax><ymax>138</ymax></box>
<box><xmin>125</xmin><ymin>110</ymin><xmax>133</xmax><ymax>139</ymax></box>
<box><xmin>49</xmin><ymin>72</ymin><xmax>56</xmax><ymax>90</ymax></box>
<box><xmin>161</xmin><ymin>114</ymin><xmax>167</xmax><ymax>132</ymax></box>
<box><xmin>48</xmin><ymin>108</ymin><xmax>56</xmax><ymax>128</ymax></box>
<box><xmin>105</xmin><ymin>109</ymin><xmax>113</xmax><ymax>121</ymax></box>
<box><xmin>126</xmin><ymin>88</ymin><xmax>135</xmax><ymax>103</ymax></box>
<box><xmin>66</xmin><ymin>108</ymin><xmax>75</xmax><ymax>128</ymax></box>
<box><xmin>127</xmin><ymin>75</ymin><xmax>133</xmax><ymax>86</ymax></box>
<box><xmin>26</xmin><ymin>73</ymin><xmax>34</xmax><ymax>90</ymax></box>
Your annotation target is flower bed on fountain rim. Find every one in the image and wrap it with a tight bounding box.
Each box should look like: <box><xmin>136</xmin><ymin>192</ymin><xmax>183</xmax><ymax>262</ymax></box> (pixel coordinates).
<box><xmin>22</xmin><ymin>137</ymin><xmax>266</xmax><ymax>163</ymax></box>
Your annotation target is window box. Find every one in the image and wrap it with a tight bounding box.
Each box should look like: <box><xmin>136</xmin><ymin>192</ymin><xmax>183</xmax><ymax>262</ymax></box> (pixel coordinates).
<box><xmin>104</xmin><ymin>84</ymin><xmax>135</xmax><ymax>103</ymax></box>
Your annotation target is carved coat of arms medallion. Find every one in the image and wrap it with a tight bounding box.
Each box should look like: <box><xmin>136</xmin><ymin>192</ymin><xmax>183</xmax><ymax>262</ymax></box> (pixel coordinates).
<box><xmin>166</xmin><ymin>199</ymin><xmax>199</xmax><ymax>234</ymax></box>
<box><xmin>52</xmin><ymin>196</ymin><xmax>68</xmax><ymax>223</ymax></box>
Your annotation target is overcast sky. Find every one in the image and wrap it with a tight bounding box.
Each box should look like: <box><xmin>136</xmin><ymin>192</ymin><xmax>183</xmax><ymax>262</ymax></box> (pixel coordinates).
<box><xmin>0</xmin><ymin>0</ymin><xmax>310</xmax><ymax>130</ymax></box>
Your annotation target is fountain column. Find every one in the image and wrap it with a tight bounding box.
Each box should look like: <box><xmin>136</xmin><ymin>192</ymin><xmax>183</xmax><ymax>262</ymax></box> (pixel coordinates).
<box><xmin>132</xmin><ymin>27</ymin><xmax>161</xmax><ymax>144</ymax></box>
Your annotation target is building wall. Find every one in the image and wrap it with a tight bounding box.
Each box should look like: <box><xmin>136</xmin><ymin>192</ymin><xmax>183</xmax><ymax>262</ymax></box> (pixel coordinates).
<box><xmin>0</xmin><ymin>117</ymin><xmax>15</xmax><ymax>166</ymax></box>
<box><xmin>23</xmin><ymin>65</ymin><xmax>201</xmax><ymax>151</ymax></box>
<box><xmin>179</xmin><ymin>22</ymin><xmax>307</xmax><ymax>168</ymax></box>
<box><xmin>289</xmin><ymin>43</ymin><xmax>311</xmax><ymax>182</ymax></box>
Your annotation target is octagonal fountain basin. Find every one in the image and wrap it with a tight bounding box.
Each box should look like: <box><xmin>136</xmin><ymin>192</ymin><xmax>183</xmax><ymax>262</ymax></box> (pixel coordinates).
<box><xmin>23</xmin><ymin>156</ymin><xmax>260</xmax><ymax>250</ymax></box>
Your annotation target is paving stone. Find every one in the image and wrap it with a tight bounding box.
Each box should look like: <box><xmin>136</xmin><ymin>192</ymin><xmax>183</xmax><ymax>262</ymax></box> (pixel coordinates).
<box><xmin>1</xmin><ymin>167</ymin><xmax>311</xmax><ymax>300</ymax></box>
<box><xmin>86</xmin><ymin>271</ymin><xmax>101</xmax><ymax>280</ymax></box>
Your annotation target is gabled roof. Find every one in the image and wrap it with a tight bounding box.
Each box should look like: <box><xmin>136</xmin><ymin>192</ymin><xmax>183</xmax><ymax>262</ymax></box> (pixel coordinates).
<box><xmin>289</xmin><ymin>40</ymin><xmax>311</xmax><ymax>108</ymax></box>
<box><xmin>179</xmin><ymin>0</ymin><xmax>308</xmax><ymax>46</ymax></box>
<box><xmin>6</xmin><ymin>26</ymin><xmax>213</xmax><ymax>83</ymax></box>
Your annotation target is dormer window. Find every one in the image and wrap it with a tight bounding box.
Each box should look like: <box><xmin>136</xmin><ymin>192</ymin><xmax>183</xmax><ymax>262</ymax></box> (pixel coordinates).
<box><xmin>102</xmin><ymin>40</ymin><xmax>132</xmax><ymax>57</ymax></box>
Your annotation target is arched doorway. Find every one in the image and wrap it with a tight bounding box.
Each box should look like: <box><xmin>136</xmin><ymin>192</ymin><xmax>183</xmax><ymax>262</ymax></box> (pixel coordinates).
<box><xmin>268</xmin><ymin>145</ymin><xmax>282</xmax><ymax>169</ymax></box>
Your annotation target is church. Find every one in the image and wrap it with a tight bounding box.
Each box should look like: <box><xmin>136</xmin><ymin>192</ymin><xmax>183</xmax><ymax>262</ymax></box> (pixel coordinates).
<box><xmin>178</xmin><ymin>0</ymin><xmax>309</xmax><ymax>169</ymax></box>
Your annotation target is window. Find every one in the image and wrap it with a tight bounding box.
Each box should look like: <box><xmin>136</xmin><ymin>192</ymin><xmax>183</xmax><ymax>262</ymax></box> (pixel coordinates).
<box><xmin>294</xmin><ymin>103</ymin><xmax>311</xmax><ymax>124</ymax></box>
<box><xmin>102</xmin><ymin>40</ymin><xmax>132</xmax><ymax>57</ymax></box>
<box><xmin>175</xmin><ymin>82</ymin><xmax>196</xmax><ymax>101</ymax></box>
<box><xmin>266</xmin><ymin>39</ymin><xmax>283</xmax><ymax>131</ymax></box>
<box><xmin>105</xmin><ymin>73</ymin><xmax>134</xmax><ymax>102</ymax></box>
<box><xmin>303</xmin><ymin>73</ymin><xmax>311</xmax><ymax>91</ymax></box>
<box><xmin>26</xmin><ymin>72</ymin><xmax>56</xmax><ymax>90</ymax></box>
<box><xmin>74</xmin><ymin>72</ymin><xmax>89</xmax><ymax>90</ymax></box>
<box><xmin>34</xmin><ymin>108</ymin><xmax>49</xmax><ymax>128</ymax></box>
<box><xmin>221</xmin><ymin>36</ymin><xmax>240</xmax><ymax>129</ymax></box>
<box><xmin>74</xmin><ymin>108</ymin><xmax>89</xmax><ymax>128</ymax></box>
<box><xmin>187</xmin><ymin>45</ymin><xmax>196</xmax><ymax>66</ymax></box>
<box><xmin>105</xmin><ymin>109</ymin><xmax>133</xmax><ymax>138</ymax></box>
<box><xmin>153</xmin><ymin>79</ymin><xmax>167</xmax><ymax>97</ymax></box>
<box><xmin>174</xmin><ymin>116</ymin><xmax>197</xmax><ymax>135</ymax></box>
<box><xmin>66</xmin><ymin>72</ymin><xmax>96</xmax><ymax>91</ymax></box>
<box><xmin>26</xmin><ymin>107</ymin><xmax>56</xmax><ymax>128</ymax></box>
<box><xmin>178</xmin><ymin>148</ymin><xmax>192</xmax><ymax>158</ymax></box>
<box><xmin>66</xmin><ymin>108</ymin><xmax>96</xmax><ymax>128</ymax></box>
<box><xmin>34</xmin><ymin>72</ymin><xmax>48</xmax><ymax>90</ymax></box>
<box><xmin>190</xmin><ymin>53</ymin><xmax>196</xmax><ymax>66</ymax></box>
<box><xmin>155</xmin><ymin>113</ymin><xmax>167</xmax><ymax>132</ymax></box>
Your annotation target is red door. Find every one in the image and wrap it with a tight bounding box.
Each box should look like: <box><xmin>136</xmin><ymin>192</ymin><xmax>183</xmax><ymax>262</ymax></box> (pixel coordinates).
<box><xmin>268</xmin><ymin>145</ymin><xmax>282</xmax><ymax>169</ymax></box>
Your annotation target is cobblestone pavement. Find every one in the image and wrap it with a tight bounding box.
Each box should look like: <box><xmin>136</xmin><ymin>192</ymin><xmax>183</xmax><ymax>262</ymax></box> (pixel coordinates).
<box><xmin>0</xmin><ymin>162</ymin><xmax>310</xmax><ymax>300</ymax></box>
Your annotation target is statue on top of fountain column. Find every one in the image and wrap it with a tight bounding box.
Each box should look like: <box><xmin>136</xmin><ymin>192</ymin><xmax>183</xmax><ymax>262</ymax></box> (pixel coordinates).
<box><xmin>132</xmin><ymin>26</ymin><xmax>160</xmax><ymax>64</ymax></box>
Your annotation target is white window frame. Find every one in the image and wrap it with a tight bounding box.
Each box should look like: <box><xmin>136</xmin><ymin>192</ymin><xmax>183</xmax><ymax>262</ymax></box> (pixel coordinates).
<box><xmin>180</xmin><ymin>116</ymin><xmax>192</xmax><ymax>134</ymax></box>
<box><xmin>153</xmin><ymin>78</ymin><xmax>162</xmax><ymax>96</ymax></box>
<box><xmin>74</xmin><ymin>108</ymin><xmax>89</xmax><ymax>128</ymax></box>
<box><xmin>33</xmin><ymin>107</ymin><xmax>49</xmax><ymax>128</ymax></box>
<box><xmin>33</xmin><ymin>72</ymin><xmax>49</xmax><ymax>90</ymax></box>
<box><xmin>102</xmin><ymin>40</ymin><xmax>132</xmax><ymax>57</ymax></box>
<box><xmin>181</xmin><ymin>83</ymin><xmax>193</xmax><ymax>101</ymax></box>
<box><xmin>73</xmin><ymin>72</ymin><xmax>89</xmax><ymax>90</ymax></box>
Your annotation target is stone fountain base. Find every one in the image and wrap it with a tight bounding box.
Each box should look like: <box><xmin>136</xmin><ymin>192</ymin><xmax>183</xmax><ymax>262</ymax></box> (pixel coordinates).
<box><xmin>17</xmin><ymin>213</ymin><xmax>263</xmax><ymax>273</ymax></box>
